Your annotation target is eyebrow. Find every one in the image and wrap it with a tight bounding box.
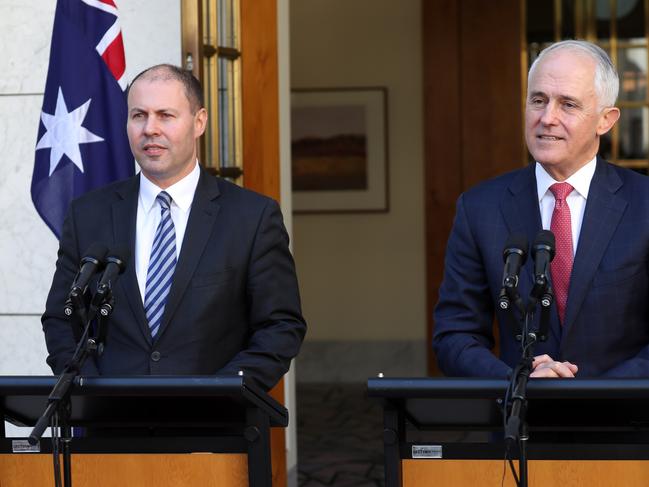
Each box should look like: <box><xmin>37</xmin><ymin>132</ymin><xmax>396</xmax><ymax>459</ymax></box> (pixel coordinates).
<box><xmin>528</xmin><ymin>91</ymin><xmax>582</xmax><ymax>104</ymax></box>
<box><xmin>128</xmin><ymin>107</ymin><xmax>178</xmax><ymax>114</ymax></box>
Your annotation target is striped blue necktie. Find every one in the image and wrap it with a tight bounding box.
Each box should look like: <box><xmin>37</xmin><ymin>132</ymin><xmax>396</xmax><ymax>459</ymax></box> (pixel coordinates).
<box><xmin>144</xmin><ymin>191</ymin><xmax>177</xmax><ymax>338</ymax></box>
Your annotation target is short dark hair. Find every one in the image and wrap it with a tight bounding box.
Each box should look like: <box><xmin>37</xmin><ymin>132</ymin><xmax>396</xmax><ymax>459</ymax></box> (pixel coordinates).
<box><xmin>127</xmin><ymin>64</ymin><xmax>204</xmax><ymax>113</ymax></box>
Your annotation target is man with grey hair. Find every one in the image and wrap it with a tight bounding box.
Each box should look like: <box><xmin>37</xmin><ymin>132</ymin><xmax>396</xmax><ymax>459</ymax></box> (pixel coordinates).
<box><xmin>433</xmin><ymin>39</ymin><xmax>649</xmax><ymax>378</ymax></box>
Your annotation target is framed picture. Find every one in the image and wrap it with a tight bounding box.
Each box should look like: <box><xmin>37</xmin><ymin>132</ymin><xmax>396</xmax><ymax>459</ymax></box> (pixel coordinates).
<box><xmin>290</xmin><ymin>87</ymin><xmax>389</xmax><ymax>213</ymax></box>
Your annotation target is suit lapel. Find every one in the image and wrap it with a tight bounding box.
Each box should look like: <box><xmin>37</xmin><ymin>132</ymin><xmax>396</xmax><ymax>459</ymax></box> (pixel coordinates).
<box><xmin>112</xmin><ymin>175</ymin><xmax>152</xmax><ymax>345</ymax></box>
<box><xmin>500</xmin><ymin>164</ymin><xmax>542</xmax><ymax>285</ymax></box>
<box><xmin>155</xmin><ymin>170</ymin><xmax>221</xmax><ymax>339</ymax></box>
<box><xmin>561</xmin><ymin>158</ymin><xmax>627</xmax><ymax>336</ymax></box>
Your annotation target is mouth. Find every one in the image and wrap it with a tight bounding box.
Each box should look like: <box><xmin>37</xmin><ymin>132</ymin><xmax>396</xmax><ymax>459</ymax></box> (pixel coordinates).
<box><xmin>142</xmin><ymin>143</ymin><xmax>166</xmax><ymax>156</ymax></box>
<box><xmin>537</xmin><ymin>135</ymin><xmax>564</xmax><ymax>142</ymax></box>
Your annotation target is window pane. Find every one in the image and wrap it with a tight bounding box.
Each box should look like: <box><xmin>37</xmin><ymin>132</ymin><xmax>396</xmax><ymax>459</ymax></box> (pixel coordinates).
<box><xmin>218</xmin><ymin>57</ymin><xmax>230</xmax><ymax>166</ymax></box>
<box><xmin>217</xmin><ymin>58</ymin><xmax>239</xmax><ymax>168</ymax></box>
<box><xmin>595</xmin><ymin>0</ymin><xmax>611</xmax><ymax>39</ymax></box>
<box><xmin>527</xmin><ymin>0</ymin><xmax>555</xmax><ymax>44</ymax></box>
<box><xmin>618</xmin><ymin>106</ymin><xmax>649</xmax><ymax>159</ymax></box>
<box><xmin>218</xmin><ymin>0</ymin><xmax>237</xmax><ymax>48</ymax></box>
<box><xmin>561</xmin><ymin>0</ymin><xmax>576</xmax><ymax>39</ymax></box>
<box><xmin>204</xmin><ymin>57</ymin><xmax>216</xmax><ymax>166</ymax></box>
<box><xmin>618</xmin><ymin>46</ymin><xmax>647</xmax><ymax>102</ymax></box>
<box><xmin>617</xmin><ymin>0</ymin><xmax>645</xmax><ymax>39</ymax></box>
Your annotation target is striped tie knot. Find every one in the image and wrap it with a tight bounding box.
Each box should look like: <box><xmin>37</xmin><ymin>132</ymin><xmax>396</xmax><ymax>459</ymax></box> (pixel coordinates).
<box><xmin>157</xmin><ymin>191</ymin><xmax>172</xmax><ymax>211</ymax></box>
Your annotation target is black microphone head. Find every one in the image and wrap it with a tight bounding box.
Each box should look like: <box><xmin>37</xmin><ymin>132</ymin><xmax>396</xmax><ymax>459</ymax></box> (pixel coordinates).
<box><xmin>105</xmin><ymin>245</ymin><xmax>131</xmax><ymax>273</ymax></box>
<box><xmin>532</xmin><ymin>230</ymin><xmax>556</xmax><ymax>261</ymax></box>
<box><xmin>81</xmin><ymin>242</ymin><xmax>109</xmax><ymax>265</ymax></box>
<box><xmin>503</xmin><ymin>233</ymin><xmax>528</xmax><ymax>264</ymax></box>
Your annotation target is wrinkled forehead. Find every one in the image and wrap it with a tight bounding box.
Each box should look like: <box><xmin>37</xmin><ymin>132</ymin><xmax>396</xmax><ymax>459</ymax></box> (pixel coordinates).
<box><xmin>527</xmin><ymin>50</ymin><xmax>597</xmax><ymax>96</ymax></box>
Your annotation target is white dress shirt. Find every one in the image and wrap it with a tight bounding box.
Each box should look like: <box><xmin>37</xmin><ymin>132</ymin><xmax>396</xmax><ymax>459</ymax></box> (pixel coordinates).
<box><xmin>535</xmin><ymin>157</ymin><xmax>596</xmax><ymax>256</ymax></box>
<box><xmin>135</xmin><ymin>162</ymin><xmax>200</xmax><ymax>301</ymax></box>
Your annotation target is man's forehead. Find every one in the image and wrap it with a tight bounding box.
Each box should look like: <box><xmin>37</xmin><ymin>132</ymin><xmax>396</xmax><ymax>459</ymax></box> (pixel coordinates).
<box><xmin>127</xmin><ymin>77</ymin><xmax>187</xmax><ymax>106</ymax></box>
<box><xmin>528</xmin><ymin>53</ymin><xmax>595</xmax><ymax>92</ymax></box>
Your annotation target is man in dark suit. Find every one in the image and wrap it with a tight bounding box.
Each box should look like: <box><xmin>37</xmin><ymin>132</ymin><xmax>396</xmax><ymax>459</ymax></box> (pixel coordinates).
<box><xmin>42</xmin><ymin>64</ymin><xmax>306</xmax><ymax>391</ymax></box>
<box><xmin>433</xmin><ymin>40</ymin><xmax>649</xmax><ymax>378</ymax></box>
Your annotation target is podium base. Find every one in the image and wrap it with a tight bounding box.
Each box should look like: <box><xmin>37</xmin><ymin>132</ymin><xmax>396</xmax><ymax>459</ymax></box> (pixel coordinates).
<box><xmin>403</xmin><ymin>459</ymin><xmax>649</xmax><ymax>486</ymax></box>
<box><xmin>0</xmin><ymin>453</ymin><xmax>248</xmax><ymax>486</ymax></box>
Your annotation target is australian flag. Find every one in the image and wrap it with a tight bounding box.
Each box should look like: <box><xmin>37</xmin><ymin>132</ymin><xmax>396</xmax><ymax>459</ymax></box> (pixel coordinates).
<box><xmin>31</xmin><ymin>0</ymin><xmax>134</xmax><ymax>239</ymax></box>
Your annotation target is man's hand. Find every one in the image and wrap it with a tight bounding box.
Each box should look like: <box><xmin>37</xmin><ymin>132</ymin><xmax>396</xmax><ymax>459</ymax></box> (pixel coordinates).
<box><xmin>530</xmin><ymin>354</ymin><xmax>578</xmax><ymax>378</ymax></box>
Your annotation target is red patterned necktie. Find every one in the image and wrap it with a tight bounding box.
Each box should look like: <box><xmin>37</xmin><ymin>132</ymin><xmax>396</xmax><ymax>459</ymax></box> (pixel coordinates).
<box><xmin>549</xmin><ymin>182</ymin><xmax>574</xmax><ymax>324</ymax></box>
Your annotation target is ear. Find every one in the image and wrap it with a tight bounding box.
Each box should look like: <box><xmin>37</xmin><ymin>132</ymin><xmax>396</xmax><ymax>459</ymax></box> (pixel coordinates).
<box><xmin>194</xmin><ymin>108</ymin><xmax>208</xmax><ymax>137</ymax></box>
<box><xmin>596</xmin><ymin>106</ymin><xmax>620</xmax><ymax>136</ymax></box>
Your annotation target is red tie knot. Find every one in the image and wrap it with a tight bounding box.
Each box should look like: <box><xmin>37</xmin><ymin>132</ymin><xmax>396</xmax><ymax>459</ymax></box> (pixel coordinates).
<box><xmin>550</xmin><ymin>182</ymin><xmax>574</xmax><ymax>202</ymax></box>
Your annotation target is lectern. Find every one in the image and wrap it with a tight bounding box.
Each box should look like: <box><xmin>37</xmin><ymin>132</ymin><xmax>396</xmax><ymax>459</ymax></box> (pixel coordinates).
<box><xmin>368</xmin><ymin>377</ymin><xmax>649</xmax><ymax>487</ymax></box>
<box><xmin>0</xmin><ymin>375</ymin><xmax>286</xmax><ymax>487</ymax></box>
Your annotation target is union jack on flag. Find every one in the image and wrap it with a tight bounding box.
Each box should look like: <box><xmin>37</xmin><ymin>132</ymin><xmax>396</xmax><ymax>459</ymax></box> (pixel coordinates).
<box><xmin>31</xmin><ymin>0</ymin><xmax>134</xmax><ymax>239</ymax></box>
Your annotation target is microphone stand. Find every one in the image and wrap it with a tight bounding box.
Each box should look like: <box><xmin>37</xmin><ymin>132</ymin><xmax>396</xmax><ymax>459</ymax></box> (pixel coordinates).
<box><xmin>30</xmin><ymin>287</ymin><xmax>115</xmax><ymax>487</ymax></box>
<box><xmin>501</xmin><ymin>275</ymin><xmax>553</xmax><ymax>487</ymax></box>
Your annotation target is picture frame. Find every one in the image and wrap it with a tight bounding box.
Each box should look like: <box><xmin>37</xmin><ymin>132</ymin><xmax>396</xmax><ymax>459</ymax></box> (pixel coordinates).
<box><xmin>290</xmin><ymin>87</ymin><xmax>389</xmax><ymax>213</ymax></box>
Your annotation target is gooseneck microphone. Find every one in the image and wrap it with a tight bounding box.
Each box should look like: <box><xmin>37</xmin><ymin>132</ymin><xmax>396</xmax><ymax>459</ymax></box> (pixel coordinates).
<box><xmin>90</xmin><ymin>246</ymin><xmax>131</xmax><ymax>313</ymax></box>
<box><xmin>531</xmin><ymin>230</ymin><xmax>556</xmax><ymax>286</ymax></box>
<box><xmin>67</xmin><ymin>243</ymin><xmax>109</xmax><ymax>299</ymax></box>
<box><xmin>528</xmin><ymin>230</ymin><xmax>556</xmax><ymax>320</ymax></box>
<box><xmin>502</xmin><ymin>233</ymin><xmax>528</xmax><ymax>289</ymax></box>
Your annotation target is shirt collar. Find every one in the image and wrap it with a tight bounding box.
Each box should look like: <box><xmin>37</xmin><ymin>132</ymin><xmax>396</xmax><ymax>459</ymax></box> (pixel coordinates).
<box><xmin>535</xmin><ymin>156</ymin><xmax>597</xmax><ymax>202</ymax></box>
<box><xmin>138</xmin><ymin>161</ymin><xmax>201</xmax><ymax>213</ymax></box>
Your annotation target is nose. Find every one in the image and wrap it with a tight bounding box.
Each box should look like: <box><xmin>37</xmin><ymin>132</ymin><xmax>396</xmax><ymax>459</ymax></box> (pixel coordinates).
<box><xmin>539</xmin><ymin>102</ymin><xmax>559</xmax><ymax>126</ymax></box>
<box><xmin>143</xmin><ymin>115</ymin><xmax>161</xmax><ymax>136</ymax></box>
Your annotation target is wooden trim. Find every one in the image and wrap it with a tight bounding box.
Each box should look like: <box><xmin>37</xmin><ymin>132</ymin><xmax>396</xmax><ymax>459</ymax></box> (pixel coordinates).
<box><xmin>240</xmin><ymin>2</ymin><xmax>286</xmax><ymax>486</ymax></box>
<box><xmin>241</xmin><ymin>0</ymin><xmax>280</xmax><ymax>201</ymax></box>
<box><xmin>423</xmin><ymin>0</ymin><xmax>463</xmax><ymax>375</ymax></box>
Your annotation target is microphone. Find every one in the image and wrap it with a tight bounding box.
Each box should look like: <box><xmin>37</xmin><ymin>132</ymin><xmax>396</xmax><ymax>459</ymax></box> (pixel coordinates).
<box><xmin>532</xmin><ymin>230</ymin><xmax>555</xmax><ymax>286</ymax></box>
<box><xmin>529</xmin><ymin>230</ymin><xmax>556</xmax><ymax>311</ymax></box>
<box><xmin>67</xmin><ymin>243</ymin><xmax>109</xmax><ymax>303</ymax></box>
<box><xmin>94</xmin><ymin>246</ymin><xmax>130</xmax><ymax>299</ymax></box>
<box><xmin>502</xmin><ymin>233</ymin><xmax>528</xmax><ymax>289</ymax></box>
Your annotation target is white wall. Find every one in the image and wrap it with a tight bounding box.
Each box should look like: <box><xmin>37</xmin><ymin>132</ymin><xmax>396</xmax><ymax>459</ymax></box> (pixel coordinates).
<box><xmin>0</xmin><ymin>2</ymin><xmax>179</xmax><ymax>445</ymax></box>
<box><xmin>0</xmin><ymin>0</ymin><xmax>181</xmax><ymax>376</ymax></box>
<box><xmin>290</xmin><ymin>0</ymin><xmax>426</xmax><ymax>377</ymax></box>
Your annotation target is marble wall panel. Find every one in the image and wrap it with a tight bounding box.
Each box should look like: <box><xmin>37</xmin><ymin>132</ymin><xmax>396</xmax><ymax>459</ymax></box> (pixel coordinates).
<box><xmin>0</xmin><ymin>315</ymin><xmax>51</xmax><ymax>438</ymax></box>
<box><xmin>0</xmin><ymin>0</ymin><xmax>182</xmax><ymax>96</ymax></box>
<box><xmin>0</xmin><ymin>315</ymin><xmax>51</xmax><ymax>375</ymax></box>
<box><xmin>118</xmin><ymin>0</ymin><xmax>183</xmax><ymax>77</ymax></box>
<box><xmin>0</xmin><ymin>95</ymin><xmax>59</xmax><ymax>314</ymax></box>
<box><xmin>0</xmin><ymin>0</ymin><xmax>55</xmax><ymax>95</ymax></box>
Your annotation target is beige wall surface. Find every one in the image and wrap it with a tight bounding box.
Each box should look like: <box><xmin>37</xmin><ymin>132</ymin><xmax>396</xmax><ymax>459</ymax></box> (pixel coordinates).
<box><xmin>290</xmin><ymin>0</ymin><xmax>425</xmax><ymax>341</ymax></box>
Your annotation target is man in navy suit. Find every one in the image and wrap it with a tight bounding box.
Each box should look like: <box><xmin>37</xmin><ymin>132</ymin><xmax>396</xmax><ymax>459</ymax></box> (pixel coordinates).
<box><xmin>433</xmin><ymin>40</ymin><xmax>649</xmax><ymax>378</ymax></box>
<box><xmin>42</xmin><ymin>64</ymin><xmax>306</xmax><ymax>391</ymax></box>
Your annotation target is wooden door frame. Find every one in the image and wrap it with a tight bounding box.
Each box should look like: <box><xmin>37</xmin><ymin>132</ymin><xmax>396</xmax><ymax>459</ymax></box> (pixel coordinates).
<box><xmin>423</xmin><ymin>0</ymin><xmax>524</xmax><ymax>375</ymax></box>
<box><xmin>181</xmin><ymin>0</ymin><xmax>287</xmax><ymax>485</ymax></box>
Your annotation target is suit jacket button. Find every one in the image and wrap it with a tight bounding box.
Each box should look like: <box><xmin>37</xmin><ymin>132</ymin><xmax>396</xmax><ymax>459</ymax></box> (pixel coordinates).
<box><xmin>151</xmin><ymin>351</ymin><xmax>161</xmax><ymax>362</ymax></box>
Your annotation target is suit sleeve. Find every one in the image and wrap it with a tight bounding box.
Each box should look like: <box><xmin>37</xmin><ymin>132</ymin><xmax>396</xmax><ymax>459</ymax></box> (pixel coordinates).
<box><xmin>600</xmin><ymin>353</ymin><xmax>649</xmax><ymax>377</ymax></box>
<box><xmin>217</xmin><ymin>199</ymin><xmax>306</xmax><ymax>390</ymax></box>
<box><xmin>42</xmin><ymin>203</ymin><xmax>100</xmax><ymax>376</ymax></box>
<box><xmin>432</xmin><ymin>194</ymin><xmax>511</xmax><ymax>378</ymax></box>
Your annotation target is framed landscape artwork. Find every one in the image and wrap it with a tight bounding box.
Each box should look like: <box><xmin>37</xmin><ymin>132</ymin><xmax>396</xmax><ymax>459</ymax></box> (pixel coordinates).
<box><xmin>290</xmin><ymin>87</ymin><xmax>389</xmax><ymax>213</ymax></box>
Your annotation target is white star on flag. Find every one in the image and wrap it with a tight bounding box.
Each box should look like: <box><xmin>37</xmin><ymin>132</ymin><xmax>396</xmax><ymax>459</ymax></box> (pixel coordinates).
<box><xmin>35</xmin><ymin>87</ymin><xmax>104</xmax><ymax>175</ymax></box>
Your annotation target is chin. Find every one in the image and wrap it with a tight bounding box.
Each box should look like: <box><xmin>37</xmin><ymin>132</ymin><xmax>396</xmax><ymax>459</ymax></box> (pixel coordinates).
<box><xmin>530</xmin><ymin>149</ymin><xmax>565</xmax><ymax>165</ymax></box>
